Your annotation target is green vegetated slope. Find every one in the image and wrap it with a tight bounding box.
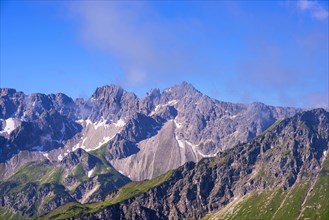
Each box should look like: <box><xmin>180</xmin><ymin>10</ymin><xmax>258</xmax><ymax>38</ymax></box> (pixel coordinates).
<box><xmin>0</xmin><ymin>161</ymin><xmax>66</xmax><ymax>220</ymax></box>
<box><xmin>39</xmin><ymin>170</ymin><xmax>174</xmax><ymax>220</ymax></box>
<box><xmin>0</xmin><ymin>150</ymin><xmax>130</xmax><ymax>220</ymax></box>
<box><xmin>205</xmin><ymin>158</ymin><xmax>329</xmax><ymax>220</ymax></box>
<box><xmin>299</xmin><ymin>157</ymin><xmax>329</xmax><ymax>219</ymax></box>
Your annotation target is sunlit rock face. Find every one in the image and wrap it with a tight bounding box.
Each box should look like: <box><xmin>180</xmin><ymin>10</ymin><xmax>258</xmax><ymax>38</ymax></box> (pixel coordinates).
<box><xmin>0</xmin><ymin>82</ymin><xmax>300</xmax><ymax>180</ymax></box>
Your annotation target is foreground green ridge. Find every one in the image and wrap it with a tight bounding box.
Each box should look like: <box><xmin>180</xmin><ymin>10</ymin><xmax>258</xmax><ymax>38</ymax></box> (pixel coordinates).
<box><xmin>39</xmin><ymin>170</ymin><xmax>174</xmax><ymax>219</ymax></box>
<box><xmin>41</xmin><ymin>157</ymin><xmax>329</xmax><ymax>220</ymax></box>
<box><xmin>205</xmin><ymin>156</ymin><xmax>329</xmax><ymax>220</ymax></box>
<box><xmin>0</xmin><ymin>149</ymin><xmax>130</xmax><ymax>220</ymax></box>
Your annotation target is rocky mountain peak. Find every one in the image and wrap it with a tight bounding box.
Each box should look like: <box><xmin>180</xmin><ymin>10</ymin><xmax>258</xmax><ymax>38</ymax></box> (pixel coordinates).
<box><xmin>298</xmin><ymin>107</ymin><xmax>328</xmax><ymax>122</ymax></box>
<box><xmin>48</xmin><ymin>93</ymin><xmax>75</xmax><ymax>106</ymax></box>
<box><xmin>1</xmin><ymin>83</ymin><xmax>328</xmax><ymax>219</ymax></box>
<box><xmin>0</xmin><ymin>88</ymin><xmax>17</xmax><ymax>97</ymax></box>
<box><xmin>146</xmin><ymin>88</ymin><xmax>161</xmax><ymax>100</ymax></box>
<box><xmin>163</xmin><ymin>81</ymin><xmax>200</xmax><ymax>99</ymax></box>
<box><xmin>60</xmin><ymin>148</ymin><xmax>97</xmax><ymax>170</ymax></box>
<box><xmin>91</xmin><ymin>84</ymin><xmax>125</xmax><ymax>103</ymax></box>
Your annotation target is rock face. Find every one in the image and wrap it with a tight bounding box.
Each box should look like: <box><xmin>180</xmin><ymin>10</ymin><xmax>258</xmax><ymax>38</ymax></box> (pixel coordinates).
<box><xmin>1</xmin><ymin>82</ymin><xmax>328</xmax><ymax>220</ymax></box>
<box><xmin>1</xmin><ymin>82</ymin><xmax>300</xmax><ymax>181</ymax></box>
<box><xmin>54</xmin><ymin>108</ymin><xmax>328</xmax><ymax>220</ymax></box>
<box><xmin>102</xmin><ymin>82</ymin><xmax>300</xmax><ymax>180</ymax></box>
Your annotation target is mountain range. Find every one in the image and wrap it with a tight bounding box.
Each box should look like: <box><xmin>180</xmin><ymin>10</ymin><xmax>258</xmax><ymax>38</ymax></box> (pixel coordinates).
<box><xmin>0</xmin><ymin>82</ymin><xmax>328</xmax><ymax>219</ymax></box>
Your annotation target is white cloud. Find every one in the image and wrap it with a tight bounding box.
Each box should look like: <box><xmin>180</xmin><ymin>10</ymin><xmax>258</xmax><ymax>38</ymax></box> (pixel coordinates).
<box><xmin>303</xmin><ymin>91</ymin><xmax>329</xmax><ymax>108</ymax></box>
<box><xmin>297</xmin><ymin>0</ymin><xmax>329</xmax><ymax>20</ymax></box>
<box><xmin>298</xmin><ymin>0</ymin><xmax>315</xmax><ymax>10</ymax></box>
<box><xmin>64</xmin><ymin>1</ymin><xmax>203</xmax><ymax>87</ymax></box>
<box><xmin>127</xmin><ymin>68</ymin><xmax>146</xmax><ymax>85</ymax></box>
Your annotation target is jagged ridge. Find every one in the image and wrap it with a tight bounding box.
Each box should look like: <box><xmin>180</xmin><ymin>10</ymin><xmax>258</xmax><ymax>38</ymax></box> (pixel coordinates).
<box><xmin>42</xmin><ymin>108</ymin><xmax>329</xmax><ymax>219</ymax></box>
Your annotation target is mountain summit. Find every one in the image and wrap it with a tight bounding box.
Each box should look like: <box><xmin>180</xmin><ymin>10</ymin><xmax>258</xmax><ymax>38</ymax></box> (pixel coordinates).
<box><xmin>2</xmin><ymin>82</ymin><xmax>323</xmax><ymax>219</ymax></box>
<box><xmin>0</xmin><ymin>83</ymin><xmax>300</xmax><ymax>180</ymax></box>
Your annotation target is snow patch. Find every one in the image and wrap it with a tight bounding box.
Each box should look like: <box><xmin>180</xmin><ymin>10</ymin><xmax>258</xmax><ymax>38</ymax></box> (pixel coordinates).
<box><xmin>77</xmin><ymin>119</ymin><xmax>93</xmax><ymax>126</ymax></box>
<box><xmin>79</xmin><ymin>136</ymin><xmax>88</xmax><ymax>147</ymax></box>
<box><xmin>174</xmin><ymin>119</ymin><xmax>182</xmax><ymax>128</ymax></box>
<box><xmin>229</xmin><ymin>115</ymin><xmax>237</xmax><ymax>119</ymax></box>
<box><xmin>85</xmin><ymin>119</ymin><xmax>92</xmax><ymax>125</ymax></box>
<box><xmin>186</xmin><ymin>140</ymin><xmax>217</xmax><ymax>157</ymax></box>
<box><xmin>72</xmin><ymin>144</ymin><xmax>87</xmax><ymax>152</ymax></box>
<box><xmin>114</xmin><ymin>119</ymin><xmax>126</xmax><ymax>127</ymax></box>
<box><xmin>165</xmin><ymin>88</ymin><xmax>172</xmax><ymax>93</ymax></box>
<box><xmin>72</xmin><ymin>145</ymin><xmax>79</xmax><ymax>151</ymax></box>
<box><xmin>87</xmin><ymin>167</ymin><xmax>95</xmax><ymax>178</ymax></box>
<box><xmin>154</xmin><ymin>104</ymin><xmax>161</xmax><ymax>112</ymax></box>
<box><xmin>150</xmin><ymin>100</ymin><xmax>178</xmax><ymax>116</ymax></box>
<box><xmin>76</xmin><ymin>119</ymin><xmax>85</xmax><ymax>124</ymax></box>
<box><xmin>21</xmin><ymin>112</ymin><xmax>27</xmax><ymax>121</ymax></box>
<box><xmin>177</xmin><ymin>138</ymin><xmax>185</xmax><ymax>148</ymax></box>
<box><xmin>0</xmin><ymin>118</ymin><xmax>18</xmax><ymax>134</ymax></box>
<box><xmin>57</xmin><ymin>154</ymin><xmax>63</xmax><ymax>161</ymax></box>
<box><xmin>94</xmin><ymin>119</ymin><xmax>109</xmax><ymax>130</ymax></box>
<box><xmin>150</xmin><ymin>105</ymin><xmax>161</xmax><ymax>116</ymax></box>
<box><xmin>324</xmin><ymin>150</ymin><xmax>327</xmax><ymax>156</ymax></box>
<box><xmin>185</xmin><ymin>140</ymin><xmax>199</xmax><ymax>157</ymax></box>
<box><xmin>198</xmin><ymin>151</ymin><xmax>217</xmax><ymax>158</ymax></box>
<box><xmin>42</xmin><ymin>153</ymin><xmax>49</xmax><ymax>160</ymax></box>
<box><xmin>185</xmin><ymin>140</ymin><xmax>198</xmax><ymax>148</ymax></box>
<box><xmin>118</xmin><ymin>170</ymin><xmax>125</xmax><ymax>175</ymax></box>
<box><xmin>167</xmin><ymin>100</ymin><xmax>178</xmax><ymax>105</ymax></box>
<box><xmin>95</xmin><ymin>135</ymin><xmax>115</xmax><ymax>150</ymax></box>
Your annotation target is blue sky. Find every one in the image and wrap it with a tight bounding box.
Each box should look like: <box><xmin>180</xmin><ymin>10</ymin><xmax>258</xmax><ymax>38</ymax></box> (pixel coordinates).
<box><xmin>1</xmin><ymin>0</ymin><xmax>328</xmax><ymax>107</ymax></box>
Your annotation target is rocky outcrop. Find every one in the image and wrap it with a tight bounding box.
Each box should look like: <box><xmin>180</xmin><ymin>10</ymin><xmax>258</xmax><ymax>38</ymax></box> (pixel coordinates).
<box><xmin>0</xmin><ymin>89</ymin><xmax>82</xmax><ymax>166</ymax></box>
<box><xmin>0</xmin><ymin>82</ymin><xmax>325</xmax><ymax>219</ymax></box>
<box><xmin>68</xmin><ymin>109</ymin><xmax>328</xmax><ymax>220</ymax></box>
<box><xmin>106</xmin><ymin>82</ymin><xmax>300</xmax><ymax>180</ymax></box>
<box><xmin>1</xmin><ymin>83</ymin><xmax>301</xmax><ymax>181</ymax></box>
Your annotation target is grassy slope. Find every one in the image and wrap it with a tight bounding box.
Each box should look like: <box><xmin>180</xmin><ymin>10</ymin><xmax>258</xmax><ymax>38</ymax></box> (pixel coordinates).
<box><xmin>300</xmin><ymin>157</ymin><xmax>329</xmax><ymax>219</ymax></box>
<box><xmin>205</xmin><ymin>158</ymin><xmax>329</xmax><ymax>220</ymax></box>
<box><xmin>0</xmin><ymin>160</ymin><xmax>61</xmax><ymax>193</ymax></box>
<box><xmin>0</xmin><ymin>152</ymin><xmax>130</xmax><ymax>220</ymax></box>
<box><xmin>0</xmin><ymin>161</ymin><xmax>68</xmax><ymax>219</ymax></box>
<box><xmin>40</xmin><ymin>170</ymin><xmax>174</xmax><ymax>220</ymax></box>
<box><xmin>0</xmin><ymin>207</ymin><xmax>24</xmax><ymax>220</ymax></box>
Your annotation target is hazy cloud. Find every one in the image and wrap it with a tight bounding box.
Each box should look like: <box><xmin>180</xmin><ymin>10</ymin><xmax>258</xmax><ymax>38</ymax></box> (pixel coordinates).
<box><xmin>64</xmin><ymin>1</ymin><xmax>204</xmax><ymax>87</ymax></box>
<box><xmin>303</xmin><ymin>91</ymin><xmax>329</xmax><ymax>108</ymax></box>
<box><xmin>226</xmin><ymin>34</ymin><xmax>328</xmax><ymax>107</ymax></box>
<box><xmin>60</xmin><ymin>1</ymin><xmax>327</xmax><ymax>108</ymax></box>
<box><xmin>127</xmin><ymin>68</ymin><xmax>146</xmax><ymax>86</ymax></box>
<box><xmin>297</xmin><ymin>0</ymin><xmax>329</xmax><ymax>20</ymax></box>
<box><xmin>236</xmin><ymin>41</ymin><xmax>299</xmax><ymax>89</ymax></box>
